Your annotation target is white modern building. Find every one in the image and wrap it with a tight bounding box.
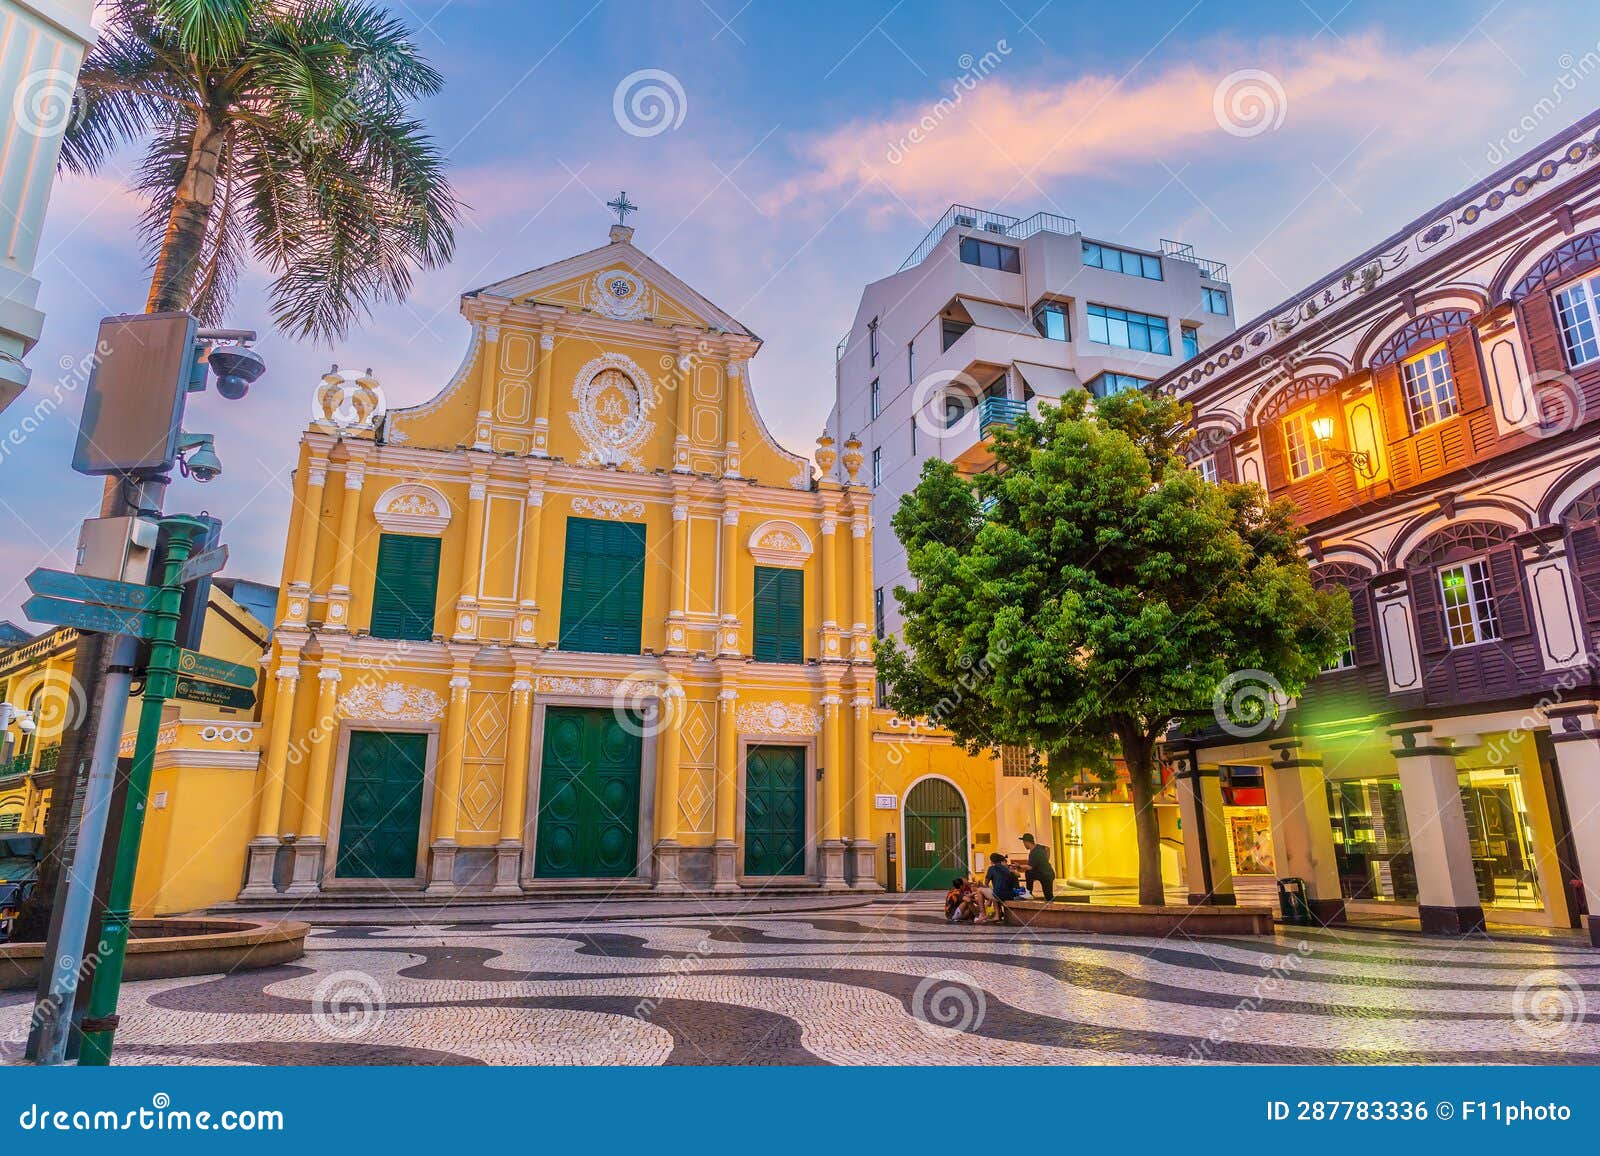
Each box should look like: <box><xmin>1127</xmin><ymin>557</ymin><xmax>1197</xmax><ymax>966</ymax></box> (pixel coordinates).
<box><xmin>827</xmin><ymin>205</ymin><xmax>1236</xmax><ymax>638</ymax></box>
<box><xmin>0</xmin><ymin>0</ymin><xmax>97</xmax><ymax>413</ymax></box>
<box><xmin>822</xmin><ymin>205</ymin><xmax>1236</xmax><ymax>876</ymax></box>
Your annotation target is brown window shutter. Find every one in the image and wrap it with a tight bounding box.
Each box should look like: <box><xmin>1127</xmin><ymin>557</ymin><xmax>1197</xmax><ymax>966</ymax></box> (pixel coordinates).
<box><xmin>1445</xmin><ymin>328</ymin><xmax>1487</xmax><ymax>412</ymax></box>
<box><xmin>1408</xmin><ymin>566</ymin><xmax>1449</xmax><ymax>656</ymax></box>
<box><xmin>1486</xmin><ymin>544</ymin><xmax>1532</xmax><ymax>638</ymax></box>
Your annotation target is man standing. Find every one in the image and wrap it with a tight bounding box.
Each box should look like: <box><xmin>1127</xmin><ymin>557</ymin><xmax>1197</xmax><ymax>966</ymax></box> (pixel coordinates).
<box><xmin>1020</xmin><ymin>833</ymin><xmax>1055</xmax><ymax>902</ymax></box>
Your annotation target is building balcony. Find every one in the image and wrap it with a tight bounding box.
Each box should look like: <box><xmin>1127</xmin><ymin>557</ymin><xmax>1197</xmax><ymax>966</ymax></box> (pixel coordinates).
<box><xmin>978</xmin><ymin>396</ymin><xmax>1027</xmax><ymax>434</ymax></box>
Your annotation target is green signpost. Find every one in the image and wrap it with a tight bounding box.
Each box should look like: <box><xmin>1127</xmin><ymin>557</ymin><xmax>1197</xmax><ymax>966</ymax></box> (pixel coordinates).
<box><xmin>172</xmin><ymin>676</ymin><xmax>255</xmax><ymax>710</ymax></box>
<box><xmin>20</xmin><ymin>595</ymin><xmax>154</xmax><ymax>638</ymax></box>
<box><xmin>77</xmin><ymin>515</ymin><xmax>209</xmax><ymax>1067</ymax></box>
<box><xmin>25</xmin><ymin>568</ymin><xmax>157</xmax><ymax>611</ymax></box>
<box><xmin>174</xmin><ymin>648</ymin><xmax>256</xmax><ymax>688</ymax></box>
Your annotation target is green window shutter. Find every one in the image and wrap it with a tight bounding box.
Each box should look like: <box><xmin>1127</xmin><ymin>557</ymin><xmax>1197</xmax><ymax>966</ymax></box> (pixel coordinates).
<box><xmin>753</xmin><ymin>566</ymin><xmax>803</xmax><ymax>663</ymax></box>
<box><xmin>559</xmin><ymin>517</ymin><xmax>646</xmax><ymax>654</ymax></box>
<box><xmin>369</xmin><ymin>533</ymin><xmax>441</xmax><ymax>641</ymax></box>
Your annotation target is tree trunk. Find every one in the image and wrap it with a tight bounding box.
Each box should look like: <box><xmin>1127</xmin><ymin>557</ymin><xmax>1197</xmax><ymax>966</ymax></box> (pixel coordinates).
<box><xmin>145</xmin><ymin>114</ymin><xmax>225</xmax><ymax>314</ymax></box>
<box><xmin>1118</xmin><ymin>725</ymin><xmax>1166</xmax><ymax>907</ymax></box>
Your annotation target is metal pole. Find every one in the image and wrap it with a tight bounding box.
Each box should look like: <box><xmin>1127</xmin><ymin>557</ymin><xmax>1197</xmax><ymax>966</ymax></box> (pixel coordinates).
<box><xmin>76</xmin><ymin>514</ymin><xmax>205</xmax><ymax>1067</ymax></box>
<box><xmin>31</xmin><ymin>633</ymin><xmax>136</xmax><ymax>1065</ymax></box>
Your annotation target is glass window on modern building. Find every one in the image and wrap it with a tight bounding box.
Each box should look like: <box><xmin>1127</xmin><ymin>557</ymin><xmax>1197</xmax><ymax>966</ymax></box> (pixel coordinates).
<box><xmin>1182</xmin><ymin>325</ymin><xmax>1200</xmax><ymax>359</ymax></box>
<box><xmin>958</xmin><ymin>236</ymin><xmax>1021</xmax><ymax>272</ymax></box>
<box><xmin>871</xmin><ymin>446</ymin><xmax>882</xmax><ymax>486</ymax></box>
<box><xmin>1083</xmin><ymin>241</ymin><xmax>1162</xmax><ymax>280</ymax></box>
<box><xmin>1400</xmin><ymin>344</ymin><xmax>1459</xmax><ymax>430</ymax></box>
<box><xmin>1202</xmin><ymin>287</ymin><xmax>1229</xmax><ymax>315</ymax></box>
<box><xmin>1282</xmin><ymin>409</ymin><xmax>1326</xmax><ymax>480</ymax></box>
<box><xmin>907</xmin><ymin>339</ymin><xmax>915</xmax><ymax>381</ymax></box>
<box><xmin>870</xmin><ymin>377</ymin><xmax>880</xmax><ymax>419</ymax></box>
<box><xmin>1439</xmin><ymin>558</ymin><xmax>1500</xmax><ymax>647</ymax></box>
<box><xmin>868</xmin><ymin>317</ymin><xmax>879</xmax><ymax>365</ymax></box>
<box><xmin>1552</xmin><ymin>272</ymin><xmax>1600</xmax><ymax>366</ymax></box>
<box><xmin>874</xmin><ymin>586</ymin><xmax>885</xmax><ymax>638</ymax></box>
<box><xmin>1086</xmin><ymin>304</ymin><xmax>1171</xmax><ymax>354</ymax></box>
<box><xmin>1086</xmin><ymin>371</ymin><xmax>1152</xmax><ymax>399</ymax></box>
<box><xmin>1032</xmin><ymin>300</ymin><xmax>1070</xmax><ymax>341</ymax></box>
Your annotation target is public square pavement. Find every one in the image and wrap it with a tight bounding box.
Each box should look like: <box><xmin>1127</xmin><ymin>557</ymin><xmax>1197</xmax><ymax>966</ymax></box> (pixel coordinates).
<box><xmin>3</xmin><ymin>895</ymin><xmax>1597</xmax><ymax>1065</ymax></box>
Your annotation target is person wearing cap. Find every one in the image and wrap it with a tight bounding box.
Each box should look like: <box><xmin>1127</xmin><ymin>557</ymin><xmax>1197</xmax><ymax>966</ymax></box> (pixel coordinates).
<box><xmin>1020</xmin><ymin>833</ymin><xmax>1055</xmax><ymax>902</ymax></box>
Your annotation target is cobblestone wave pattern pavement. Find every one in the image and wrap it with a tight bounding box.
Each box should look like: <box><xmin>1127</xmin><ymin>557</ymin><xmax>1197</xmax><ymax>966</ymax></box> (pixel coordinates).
<box><xmin>3</xmin><ymin>900</ymin><xmax>1597</xmax><ymax>1065</ymax></box>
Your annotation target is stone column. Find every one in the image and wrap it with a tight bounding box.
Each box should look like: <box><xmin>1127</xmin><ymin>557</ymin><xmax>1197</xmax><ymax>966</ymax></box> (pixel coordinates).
<box><xmin>1389</xmin><ymin>727</ymin><xmax>1484</xmax><ymax>934</ymax></box>
<box><xmin>531</xmin><ymin>324</ymin><xmax>555</xmax><ymax>457</ymax></box>
<box><xmin>1175</xmin><ymin>761</ymin><xmax>1235</xmax><ymax>905</ymax></box>
<box><xmin>849</xmin><ymin>508</ymin><xmax>872</xmax><ymax>661</ymax></box>
<box><xmin>453</xmin><ymin>462</ymin><xmax>488</xmax><ymax>641</ymax></box>
<box><xmin>283</xmin><ymin>450</ymin><xmax>328</xmax><ymax>630</ymax></box>
<box><xmin>819</xmin><ymin>511</ymin><xmax>843</xmax><ymax>661</ymax></box>
<box><xmin>1263</xmin><ymin>742</ymin><xmax>1344</xmax><ymax>924</ymax></box>
<box><xmin>1547</xmin><ymin>703</ymin><xmax>1600</xmax><ymax>945</ymax></box>
<box><xmin>666</xmin><ymin>493</ymin><xmax>689</xmax><ymax>653</ymax></box>
<box><xmin>849</xmin><ymin>689</ymin><xmax>880</xmax><ymax>888</ymax></box>
<box><xmin>473</xmin><ymin>318</ymin><xmax>503</xmax><ymax>450</ymax></box>
<box><xmin>494</xmin><ymin>664</ymin><xmax>535</xmax><ymax>893</ymax></box>
<box><xmin>712</xmin><ymin>680</ymin><xmax>740</xmax><ymax>891</ymax></box>
<box><xmin>717</xmin><ymin>501</ymin><xmax>741</xmax><ymax>656</ymax></box>
<box><xmin>672</xmin><ymin>331</ymin><xmax>695</xmax><ymax>472</ymax></box>
<box><xmin>427</xmin><ymin>659</ymin><xmax>473</xmax><ymax>895</ymax></box>
<box><xmin>818</xmin><ymin>689</ymin><xmax>847</xmax><ymax>886</ymax></box>
<box><xmin>240</xmin><ymin>647</ymin><xmax>304</xmax><ymax>897</ymax></box>
<box><xmin>285</xmin><ymin>650</ymin><xmax>344</xmax><ymax>896</ymax></box>
<box><xmin>322</xmin><ymin>447</ymin><xmax>369</xmax><ymax>632</ymax></box>
<box><xmin>722</xmin><ymin>358</ymin><xmax>743</xmax><ymax>478</ymax></box>
<box><xmin>652</xmin><ymin>684</ymin><xmax>687</xmax><ymax>892</ymax></box>
<box><xmin>515</xmin><ymin>469</ymin><xmax>545</xmax><ymax>645</ymax></box>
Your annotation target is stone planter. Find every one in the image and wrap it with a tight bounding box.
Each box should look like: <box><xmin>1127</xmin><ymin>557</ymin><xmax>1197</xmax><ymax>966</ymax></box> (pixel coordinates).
<box><xmin>1003</xmin><ymin>899</ymin><xmax>1274</xmax><ymax>936</ymax></box>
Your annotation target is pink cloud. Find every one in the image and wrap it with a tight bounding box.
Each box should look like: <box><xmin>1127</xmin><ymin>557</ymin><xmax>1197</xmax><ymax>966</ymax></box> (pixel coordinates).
<box><xmin>774</xmin><ymin>33</ymin><xmax>1508</xmax><ymax>218</ymax></box>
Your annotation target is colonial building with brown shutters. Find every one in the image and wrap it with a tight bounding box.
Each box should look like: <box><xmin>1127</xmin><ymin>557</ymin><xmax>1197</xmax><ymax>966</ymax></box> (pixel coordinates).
<box><xmin>1159</xmin><ymin>109</ymin><xmax>1600</xmax><ymax>941</ymax></box>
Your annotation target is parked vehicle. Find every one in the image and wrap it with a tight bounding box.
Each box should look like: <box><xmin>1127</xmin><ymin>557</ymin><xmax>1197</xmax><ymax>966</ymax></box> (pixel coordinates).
<box><xmin>0</xmin><ymin>833</ymin><xmax>43</xmax><ymax>943</ymax></box>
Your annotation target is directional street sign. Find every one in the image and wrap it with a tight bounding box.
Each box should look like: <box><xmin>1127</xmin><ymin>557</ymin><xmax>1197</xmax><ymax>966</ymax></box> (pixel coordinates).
<box><xmin>172</xmin><ymin>676</ymin><xmax>256</xmax><ymax>710</ymax></box>
<box><xmin>25</xmin><ymin>567</ymin><xmax>155</xmax><ymax>611</ymax></box>
<box><xmin>177</xmin><ymin>545</ymin><xmax>228</xmax><ymax>586</ymax></box>
<box><xmin>22</xmin><ymin>595</ymin><xmax>153</xmax><ymax>638</ymax></box>
<box><xmin>175</xmin><ymin>648</ymin><xmax>257</xmax><ymax>689</ymax></box>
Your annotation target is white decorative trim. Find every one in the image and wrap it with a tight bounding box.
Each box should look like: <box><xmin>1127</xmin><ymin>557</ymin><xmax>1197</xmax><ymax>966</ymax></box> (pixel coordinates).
<box><xmin>735</xmin><ymin>701</ymin><xmax>822</xmax><ymax>735</ymax></box>
<box><xmin>571</xmin><ymin>495</ymin><xmax>646</xmax><ymax>521</ymax></box>
<box><xmin>337</xmin><ymin>681</ymin><xmax>445</xmax><ymax>722</ymax></box>
<box><xmin>373</xmin><ymin>482</ymin><xmax>452</xmax><ymax>535</ymax></box>
<box><xmin>570</xmin><ymin>352</ymin><xmax>662</xmax><ymax>469</ymax></box>
<box><xmin>537</xmin><ymin>675</ymin><xmax>619</xmax><ymax>697</ymax></box>
<box><xmin>747</xmin><ymin>519</ymin><xmax>814</xmax><ymax>566</ymax></box>
<box><xmin>588</xmin><ymin>267</ymin><xmax>652</xmax><ymax>321</ymax></box>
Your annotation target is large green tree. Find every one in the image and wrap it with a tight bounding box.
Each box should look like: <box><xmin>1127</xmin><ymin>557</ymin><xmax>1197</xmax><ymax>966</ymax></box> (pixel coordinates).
<box><xmin>877</xmin><ymin>389</ymin><xmax>1351</xmax><ymax>906</ymax></box>
<box><xmin>62</xmin><ymin>0</ymin><xmax>460</xmax><ymax>340</ymax></box>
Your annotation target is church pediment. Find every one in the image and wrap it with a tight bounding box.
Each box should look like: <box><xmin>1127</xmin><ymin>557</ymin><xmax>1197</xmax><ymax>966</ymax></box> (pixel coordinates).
<box><xmin>471</xmin><ymin>231</ymin><xmax>755</xmax><ymax>340</ymax></box>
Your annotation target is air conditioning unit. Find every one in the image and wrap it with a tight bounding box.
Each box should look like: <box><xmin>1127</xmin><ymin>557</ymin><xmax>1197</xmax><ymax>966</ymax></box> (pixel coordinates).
<box><xmin>982</xmin><ymin>221</ymin><xmax>1008</xmax><ymax>234</ymax></box>
<box><xmin>953</xmin><ymin>214</ymin><xmax>976</xmax><ymax>228</ymax></box>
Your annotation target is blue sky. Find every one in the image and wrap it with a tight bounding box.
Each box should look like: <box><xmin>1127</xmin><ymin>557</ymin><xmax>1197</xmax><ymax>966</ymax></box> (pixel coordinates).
<box><xmin>2</xmin><ymin>0</ymin><xmax>1597</xmax><ymax>621</ymax></box>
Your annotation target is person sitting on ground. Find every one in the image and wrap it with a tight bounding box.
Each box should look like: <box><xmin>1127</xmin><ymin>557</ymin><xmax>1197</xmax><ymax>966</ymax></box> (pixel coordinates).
<box><xmin>1020</xmin><ymin>833</ymin><xmax>1055</xmax><ymax>903</ymax></box>
<box><xmin>944</xmin><ymin>876</ymin><xmax>981</xmax><ymax>922</ymax></box>
<box><xmin>977</xmin><ymin>852</ymin><xmax>1021</xmax><ymax>923</ymax></box>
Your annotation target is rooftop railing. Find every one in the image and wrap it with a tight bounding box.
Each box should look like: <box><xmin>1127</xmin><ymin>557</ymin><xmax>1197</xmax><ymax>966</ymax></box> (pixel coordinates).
<box><xmin>1160</xmin><ymin>238</ymin><xmax>1229</xmax><ymax>283</ymax></box>
<box><xmin>897</xmin><ymin>204</ymin><xmax>1079</xmax><ymax>271</ymax></box>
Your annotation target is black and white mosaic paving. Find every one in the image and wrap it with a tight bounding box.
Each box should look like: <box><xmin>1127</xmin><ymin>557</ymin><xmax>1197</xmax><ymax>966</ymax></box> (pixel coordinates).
<box><xmin>4</xmin><ymin>898</ymin><xmax>1596</xmax><ymax>1065</ymax></box>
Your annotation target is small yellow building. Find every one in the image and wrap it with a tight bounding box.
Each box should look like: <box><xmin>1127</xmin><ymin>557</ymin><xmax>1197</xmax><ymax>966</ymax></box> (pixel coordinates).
<box><xmin>240</xmin><ymin>219</ymin><xmax>921</xmax><ymax>898</ymax></box>
<box><xmin>0</xmin><ymin>586</ymin><xmax>271</xmax><ymax>915</ymax></box>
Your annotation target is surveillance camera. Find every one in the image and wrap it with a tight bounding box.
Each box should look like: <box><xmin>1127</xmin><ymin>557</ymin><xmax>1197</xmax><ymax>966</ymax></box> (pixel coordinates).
<box><xmin>207</xmin><ymin>344</ymin><xmax>266</xmax><ymax>400</ymax></box>
<box><xmin>185</xmin><ymin>443</ymin><xmax>223</xmax><ymax>483</ymax></box>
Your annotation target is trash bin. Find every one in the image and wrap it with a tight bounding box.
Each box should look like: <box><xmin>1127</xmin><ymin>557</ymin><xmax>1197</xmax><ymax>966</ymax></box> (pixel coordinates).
<box><xmin>1277</xmin><ymin>877</ymin><xmax>1313</xmax><ymax>925</ymax></box>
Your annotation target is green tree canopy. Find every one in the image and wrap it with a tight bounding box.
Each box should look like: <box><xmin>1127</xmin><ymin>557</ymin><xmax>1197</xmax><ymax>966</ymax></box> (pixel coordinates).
<box><xmin>876</xmin><ymin>389</ymin><xmax>1351</xmax><ymax>905</ymax></box>
<box><xmin>63</xmin><ymin>0</ymin><xmax>460</xmax><ymax>341</ymax></box>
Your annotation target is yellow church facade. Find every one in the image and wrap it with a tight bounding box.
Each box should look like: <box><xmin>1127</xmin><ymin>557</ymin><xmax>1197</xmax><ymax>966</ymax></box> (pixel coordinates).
<box><xmin>237</xmin><ymin>221</ymin><xmax>929</xmax><ymax>899</ymax></box>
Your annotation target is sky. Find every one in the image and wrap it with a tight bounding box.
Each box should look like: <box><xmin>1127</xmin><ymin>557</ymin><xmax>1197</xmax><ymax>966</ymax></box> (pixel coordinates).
<box><xmin>2</xmin><ymin>0</ymin><xmax>1598</xmax><ymax>623</ymax></box>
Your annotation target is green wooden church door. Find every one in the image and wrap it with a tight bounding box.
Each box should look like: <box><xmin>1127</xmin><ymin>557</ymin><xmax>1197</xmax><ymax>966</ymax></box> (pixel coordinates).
<box><xmin>904</xmin><ymin>777</ymin><xmax>969</xmax><ymax>890</ymax></box>
<box><xmin>335</xmin><ymin>730</ymin><xmax>428</xmax><ymax>879</ymax></box>
<box><xmin>534</xmin><ymin>706</ymin><xmax>642</xmax><ymax>878</ymax></box>
<box><xmin>743</xmin><ymin>744</ymin><xmax>807</xmax><ymax>876</ymax></box>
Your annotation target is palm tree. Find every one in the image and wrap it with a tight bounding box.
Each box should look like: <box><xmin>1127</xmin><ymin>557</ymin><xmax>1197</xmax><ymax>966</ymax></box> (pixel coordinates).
<box><xmin>62</xmin><ymin>0</ymin><xmax>459</xmax><ymax>340</ymax></box>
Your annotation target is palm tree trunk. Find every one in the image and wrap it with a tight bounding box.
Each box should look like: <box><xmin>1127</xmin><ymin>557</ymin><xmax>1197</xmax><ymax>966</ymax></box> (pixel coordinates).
<box><xmin>145</xmin><ymin>114</ymin><xmax>225</xmax><ymax>314</ymax></box>
<box><xmin>1119</xmin><ymin>725</ymin><xmax>1167</xmax><ymax>907</ymax></box>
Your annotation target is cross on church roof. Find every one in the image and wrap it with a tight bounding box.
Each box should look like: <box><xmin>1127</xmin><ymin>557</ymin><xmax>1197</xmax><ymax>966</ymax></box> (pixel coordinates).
<box><xmin>606</xmin><ymin>190</ymin><xmax>638</xmax><ymax>226</ymax></box>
